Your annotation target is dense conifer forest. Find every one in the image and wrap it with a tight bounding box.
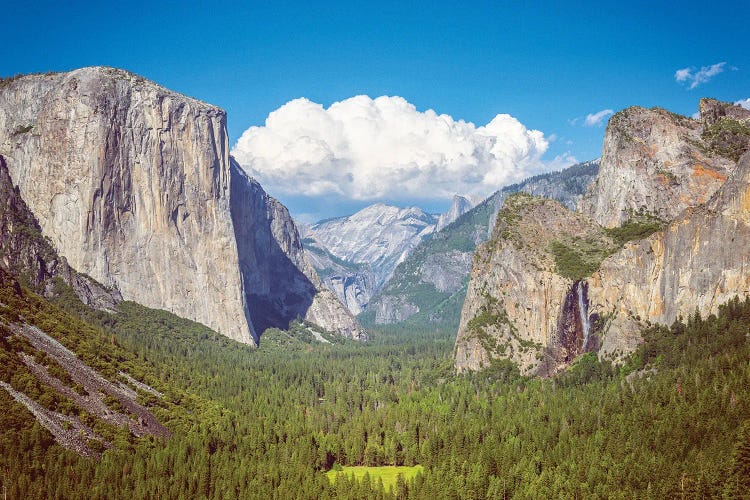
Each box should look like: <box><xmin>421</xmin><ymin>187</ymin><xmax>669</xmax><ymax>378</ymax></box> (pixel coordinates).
<box><xmin>0</xmin><ymin>271</ymin><xmax>749</xmax><ymax>498</ymax></box>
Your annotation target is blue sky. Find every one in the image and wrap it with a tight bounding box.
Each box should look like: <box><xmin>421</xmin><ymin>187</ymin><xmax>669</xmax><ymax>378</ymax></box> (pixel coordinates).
<box><xmin>2</xmin><ymin>1</ymin><xmax>749</xmax><ymax>221</ymax></box>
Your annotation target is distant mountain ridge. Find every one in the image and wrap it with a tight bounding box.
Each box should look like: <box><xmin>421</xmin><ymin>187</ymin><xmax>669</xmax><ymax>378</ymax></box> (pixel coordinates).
<box><xmin>361</xmin><ymin>159</ymin><xmax>600</xmax><ymax>329</ymax></box>
<box><xmin>302</xmin><ymin>196</ymin><xmax>479</xmax><ymax>314</ymax></box>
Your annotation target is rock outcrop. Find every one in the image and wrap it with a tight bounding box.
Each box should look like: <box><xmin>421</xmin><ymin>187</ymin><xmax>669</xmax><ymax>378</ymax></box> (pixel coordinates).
<box><xmin>0</xmin><ymin>67</ymin><xmax>363</xmax><ymax>344</ymax></box>
<box><xmin>589</xmin><ymin>150</ymin><xmax>750</xmax><ymax>361</ymax></box>
<box><xmin>456</xmin><ymin>101</ymin><xmax>750</xmax><ymax>375</ymax></box>
<box><xmin>303</xmin><ymin>203</ymin><xmax>438</xmax><ymax>315</ymax></box>
<box><xmin>454</xmin><ymin>194</ymin><xmax>615</xmax><ymax>374</ymax></box>
<box><xmin>581</xmin><ymin>105</ymin><xmax>743</xmax><ymax>228</ymax></box>
<box><xmin>0</xmin><ymin>67</ymin><xmax>255</xmax><ymax>343</ymax></box>
<box><xmin>307</xmin><ymin>203</ymin><xmax>437</xmax><ymax>289</ymax></box>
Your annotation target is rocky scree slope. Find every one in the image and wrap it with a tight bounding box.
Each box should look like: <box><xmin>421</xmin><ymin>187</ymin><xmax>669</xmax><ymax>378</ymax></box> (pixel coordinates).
<box><xmin>456</xmin><ymin>99</ymin><xmax>750</xmax><ymax>374</ymax></box>
<box><xmin>0</xmin><ymin>67</ymin><xmax>362</xmax><ymax>345</ymax></box>
<box><xmin>365</xmin><ymin>160</ymin><xmax>599</xmax><ymax>328</ymax></box>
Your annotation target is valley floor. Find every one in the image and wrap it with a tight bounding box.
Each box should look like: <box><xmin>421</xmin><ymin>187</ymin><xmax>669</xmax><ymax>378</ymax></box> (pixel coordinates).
<box><xmin>1</xmin><ymin>276</ymin><xmax>749</xmax><ymax>498</ymax></box>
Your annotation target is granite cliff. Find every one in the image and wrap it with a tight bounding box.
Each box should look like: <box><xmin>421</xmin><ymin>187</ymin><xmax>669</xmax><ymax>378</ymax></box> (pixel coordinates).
<box><xmin>589</xmin><ymin>149</ymin><xmax>750</xmax><ymax>362</ymax></box>
<box><xmin>581</xmin><ymin>102</ymin><xmax>747</xmax><ymax>227</ymax></box>
<box><xmin>0</xmin><ymin>154</ymin><xmax>121</xmax><ymax>310</ymax></box>
<box><xmin>456</xmin><ymin>100</ymin><xmax>750</xmax><ymax>374</ymax></box>
<box><xmin>230</xmin><ymin>160</ymin><xmax>366</xmax><ymax>340</ymax></box>
<box><xmin>0</xmin><ymin>67</ymin><xmax>362</xmax><ymax>345</ymax></box>
<box><xmin>454</xmin><ymin>193</ymin><xmax>616</xmax><ymax>374</ymax></box>
<box><xmin>303</xmin><ymin>203</ymin><xmax>439</xmax><ymax>315</ymax></box>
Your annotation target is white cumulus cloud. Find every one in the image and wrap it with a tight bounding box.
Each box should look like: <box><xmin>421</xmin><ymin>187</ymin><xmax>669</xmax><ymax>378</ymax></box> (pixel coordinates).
<box><xmin>674</xmin><ymin>62</ymin><xmax>727</xmax><ymax>89</ymax></box>
<box><xmin>736</xmin><ymin>98</ymin><xmax>750</xmax><ymax>110</ymax></box>
<box><xmin>231</xmin><ymin>96</ymin><xmax>551</xmax><ymax>201</ymax></box>
<box><xmin>584</xmin><ymin>109</ymin><xmax>614</xmax><ymax>127</ymax></box>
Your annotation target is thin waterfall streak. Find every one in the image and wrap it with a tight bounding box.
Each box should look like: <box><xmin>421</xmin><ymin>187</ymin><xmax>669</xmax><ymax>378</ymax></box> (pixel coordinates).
<box><xmin>578</xmin><ymin>282</ymin><xmax>590</xmax><ymax>350</ymax></box>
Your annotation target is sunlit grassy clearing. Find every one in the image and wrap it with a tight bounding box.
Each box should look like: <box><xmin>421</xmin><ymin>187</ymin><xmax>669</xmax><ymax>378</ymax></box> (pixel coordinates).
<box><xmin>325</xmin><ymin>465</ymin><xmax>424</xmax><ymax>491</ymax></box>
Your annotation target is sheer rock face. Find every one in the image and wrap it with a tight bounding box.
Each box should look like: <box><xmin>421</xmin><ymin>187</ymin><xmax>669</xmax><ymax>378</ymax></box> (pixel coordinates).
<box><xmin>589</xmin><ymin>151</ymin><xmax>750</xmax><ymax>361</ymax></box>
<box><xmin>581</xmin><ymin>106</ymin><xmax>736</xmax><ymax>228</ymax></box>
<box><xmin>0</xmin><ymin>67</ymin><xmax>365</xmax><ymax>344</ymax></box>
<box><xmin>0</xmin><ymin>68</ymin><xmax>255</xmax><ymax>342</ymax></box>
<box><xmin>456</xmin><ymin>102</ymin><xmax>750</xmax><ymax>375</ymax></box>
<box><xmin>230</xmin><ymin>161</ymin><xmax>366</xmax><ymax>341</ymax></box>
<box><xmin>454</xmin><ymin>195</ymin><xmax>612</xmax><ymax>375</ymax></box>
<box><xmin>699</xmin><ymin>98</ymin><xmax>750</xmax><ymax>126</ymax></box>
<box><xmin>0</xmin><ymin>154</ymin><xmax>121</xmax><ymax>310</ymax></box>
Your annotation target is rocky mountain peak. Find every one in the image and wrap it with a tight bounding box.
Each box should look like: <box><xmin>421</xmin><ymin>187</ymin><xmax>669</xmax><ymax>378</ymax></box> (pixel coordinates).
<box><xmin>435</xmin><ymin>194</ymin><xmax>477</xmax><ymax>232</ymax></box>
<box><xmin>308</xmin><ymin>203</ymin><xmax>437</xmax><ymax>288</ymax></box>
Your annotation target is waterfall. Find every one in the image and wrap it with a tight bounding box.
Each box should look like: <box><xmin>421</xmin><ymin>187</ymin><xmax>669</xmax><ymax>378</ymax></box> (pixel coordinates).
<box><xmin>577</xmin><ymin>282</ymin><xmax>590</xmax><ymax>350</ymax></box>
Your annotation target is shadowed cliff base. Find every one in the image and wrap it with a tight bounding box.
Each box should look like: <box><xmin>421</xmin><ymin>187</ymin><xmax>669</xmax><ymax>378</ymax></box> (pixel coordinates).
<box><xmin>229</xmin><ymin>160</ymin><xmax>317</xmax><ymax>343</ymax></box>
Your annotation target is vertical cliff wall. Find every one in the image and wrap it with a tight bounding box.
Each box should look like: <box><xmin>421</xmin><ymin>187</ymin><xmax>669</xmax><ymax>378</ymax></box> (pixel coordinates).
<box><xmin>0</xmin><ymin>154</ymin><xmax>121</xmax><ymax>310</ymax></box>
<box><xmin>0</xmin><ymin>67</ymin><xmax>255</xmax><ymax>343</ymax></box>
<box><xmin>230</xmin><ymin>160</ymin><xmax>366</xmax><ymax>341</ymax></box>
<box><xmin>589</xmin><ymin>150</ymin><xmax>750</xmax><ymax>360</ymax></box>
<box><xmin>454</xmin><ymin>194</ymin><xmax>614</xmax><ymax>374</ymax></box>
<box><xmin>581</xmin><ymin>106</ymin><xmax>735</xmax><ymax>228</ymax></box>
<box><xmin>456</xmin><ymin>101</ymin><xmax>750</xmax><ymax>375</ymax></box>
<box><xmin>0</xmin><ymin>67</ymin><xmax>365</xmax><ymax>344</ymax></box>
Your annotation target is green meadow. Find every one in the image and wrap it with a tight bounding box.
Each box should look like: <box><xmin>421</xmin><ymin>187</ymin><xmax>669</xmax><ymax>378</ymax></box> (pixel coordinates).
<box><xmin>325</xmin><ymin>465</ymin><xmax>424</xmax><ymax>492</ymax></box>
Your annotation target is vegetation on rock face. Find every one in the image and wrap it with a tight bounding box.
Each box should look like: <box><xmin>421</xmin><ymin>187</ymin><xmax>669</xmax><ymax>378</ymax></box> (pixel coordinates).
<box><xmin>549</xmin><ymin>239</ymin><xmax>610</xmax><ymax>281</ymax></box>
<box><xmin>466</xmin><ymin>291</ymin><xmax>542</xmax><ymax>362</ymax></box>
<box><xmin>604</xmin><ymin>211</ymin><xmax>666</xmax><ymax>246</ymax></box>
<box><xmin>702</xmin><ymin>118</ymin><xmax>750</xmax><ymax>162</ymax></box>
<box><xmin>366</xmin><ymin>161</ymin><xmax>599</xmax><ymax>331</ymax></box>
<box><xmin>549</xmin><ymin>211</ymin><xmax>665</xmax><ymax>281</ymax></box>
